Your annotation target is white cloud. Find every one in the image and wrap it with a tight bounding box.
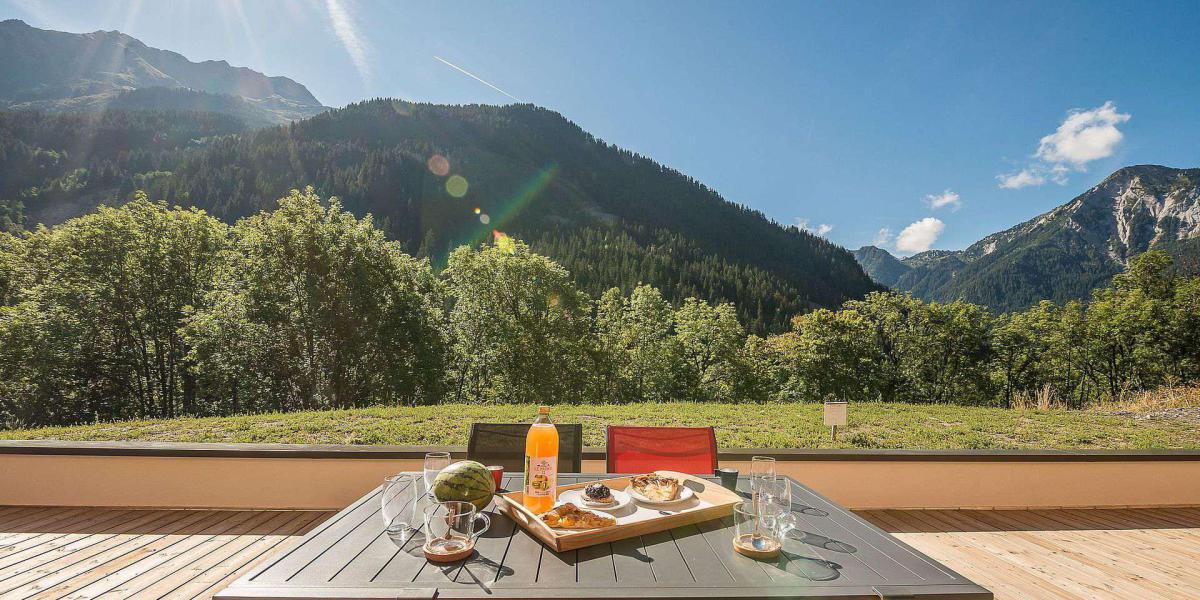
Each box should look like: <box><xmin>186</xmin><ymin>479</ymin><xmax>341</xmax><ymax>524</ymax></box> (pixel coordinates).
<box><xmin>896</xmin><ymin>218</ymin><xmax>944</xmax><ymax>253</ymax></box>
<box><xmin>996</xmin><ymin>169</ymin><xmax>1046</xmax><ymax>189</ymax></box>
<box><xmin>873</xmin><ymin>227</ymin><xmax>892</xmax><ymax>247</ymax></box>
<box><xmin>997</xmin><ymin>101</ymin><xmax>1130</xmax><ymax>189</ymax></box>
<box><xmin>1035</xmin><ymin>101</ymin><xmax>1130</xmax><ymax>167</ymax></box>
<box><xmin>324</xmin><ymin>0</ymin><xmax>372</xmax><ymax>84</ymax></box>
<box><xmin>924</xmin><ymin>190</ymin><xmax>961</xmax><ymax>211</ymax></box>
<box><xmin>795</xmin><ymin>219</ymin><xmax>833</xmax><ymax>237</ymax></box>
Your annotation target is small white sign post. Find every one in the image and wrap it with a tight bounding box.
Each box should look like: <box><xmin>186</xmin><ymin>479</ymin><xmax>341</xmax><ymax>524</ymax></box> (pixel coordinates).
<box><xmin>824</xmin><ymin>401</ymin><xmax>848</xmax><ymax>441</ymax></box>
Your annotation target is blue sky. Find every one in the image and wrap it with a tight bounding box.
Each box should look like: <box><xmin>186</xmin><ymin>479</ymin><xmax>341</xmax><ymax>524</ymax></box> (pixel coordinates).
<box><xmin>5</xmin><ymin>0</ymin><xmax>1199</xmax><ymax>253</ymax></box>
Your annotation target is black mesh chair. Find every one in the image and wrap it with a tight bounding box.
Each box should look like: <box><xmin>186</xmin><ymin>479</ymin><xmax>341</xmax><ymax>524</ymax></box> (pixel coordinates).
<box><xmin>466</xmin><ymin>423</ymin><xmax>583</xmax><ymax>473</ymax></box>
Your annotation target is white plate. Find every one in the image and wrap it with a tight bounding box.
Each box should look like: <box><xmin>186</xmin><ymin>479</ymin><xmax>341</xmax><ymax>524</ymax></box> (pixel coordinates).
<box><xmin>558</xmin><ymin>488</ymin><xmax>633</xmax><ymax>512</ymax></box>
<box><xmin>626</xmin><ymin>482</ymin><xmax>695</xmax><ymax>505</ymax></box>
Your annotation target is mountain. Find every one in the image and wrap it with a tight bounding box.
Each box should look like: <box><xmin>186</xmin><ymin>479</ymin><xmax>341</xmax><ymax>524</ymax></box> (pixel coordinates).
<box><xmin>854</xmin><ymin>165</ymin><xmax>1200</xmax><ymax>312</ymax></box>
<box><xmin>0</xmin><ymin>19</ymin><xmax>325</xmax><ymax>125</ymax></box>
<box><xmin>852</xmin><ymin>245</ymin><xmax>910</xmax><ymax>287</ymax></box>
<box><xmin>0</xmin><ymin>101</ymin><xmax>881</xmax><ymax>333</ymax></box>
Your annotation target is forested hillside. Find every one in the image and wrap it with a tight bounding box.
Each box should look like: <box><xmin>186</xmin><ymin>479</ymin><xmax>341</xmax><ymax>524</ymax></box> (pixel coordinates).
<box><xmin>0</xmin><ymin>102</ymin><xmax>880</xmax><ymax>332</ymax></box>
<box><xmin>854</xmin><ymin>166</ymin><xmax>1200</xmax><ymax>312</ymax></box>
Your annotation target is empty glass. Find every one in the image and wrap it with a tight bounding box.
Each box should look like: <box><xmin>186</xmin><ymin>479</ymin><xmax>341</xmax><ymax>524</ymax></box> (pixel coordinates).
<box><xmin>422</xmin><ymin>500</ymin><xmax>491</xmax><ymax>556</ymax></box>
<box><xmin>750</xmin><ymin>456</ymin><xmax>776</xmax><ymax>494</ymax></box>
<box><xmin>756</xmin><ymin>476</ymin><xmax>798</xmax><ymax>538</ymax></box>
<box><xmin>424</xmin><ymin>451</ymin><xmax>452</xmax><ymax>488</ymax></box>
<box><xmin>381</xmin><ymin>474</ymin><xmax>422</xmax><ymax>540</ymax></box>
<box><xmin>732</xmin><ymin>500</ymin><xmax>782</xmax><ymax>557</ymax></box>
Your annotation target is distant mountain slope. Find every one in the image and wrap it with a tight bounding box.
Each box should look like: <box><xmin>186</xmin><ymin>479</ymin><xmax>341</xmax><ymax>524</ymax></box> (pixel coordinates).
<box><xmin>0</xmin><ymin>19</ymin><xmax>325</xmax><ymax>125</ymax></box>
<box><xmin>0</xmin><ymin>101</ymin><xmax>880</xmax><ymax>332</ymax></box>
<box><xmin>854</xmin><ymin>165</ymin><xmax>1200</xmax><ymax>312</ymax></box>
<box><xmin>852</xmin><ymin>245</ymin><xmax>910</xmax><ymax>286</ymax></box>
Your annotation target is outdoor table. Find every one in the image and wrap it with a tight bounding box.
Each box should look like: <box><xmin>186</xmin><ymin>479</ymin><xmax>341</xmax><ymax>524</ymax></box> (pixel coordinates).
<box><xmin>217</xmin><ymin>473</ymin><xmax>992</xmax><ymax>599</ymax></box>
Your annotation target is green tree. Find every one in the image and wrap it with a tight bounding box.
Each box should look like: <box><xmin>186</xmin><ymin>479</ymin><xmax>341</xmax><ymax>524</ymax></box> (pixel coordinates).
<box><xmin>0</xmin><ymin>196</ymin><xmax>228</xmax><ymax>426</ymax></box>
<box><xmin>444</xmin><ymin>235</ymin><xmax>594</xmax><ymax>404</ymax></box>
<box><xmin>770</xmin><ymin>308</ymin><xmax>879</xmax><ymax>402</ymax></box>
<box><xmin>592</xmin><ymin>285</ymin><xmax>683</xmax><ymax>402</ymax></box>
<box><xmin>188</xmin><ymin>187</ymin><xmax>448</xmax><ymax>412</ymax></box>
<box><xmin>1168</xmin><ymin>276</ymin><xmax>1200</xmax><ymax>381</ymax></box>
<box><xmin>674</xmin><ymin>298</ymin><xmax>744</xmax><ymax>401</ymax></box>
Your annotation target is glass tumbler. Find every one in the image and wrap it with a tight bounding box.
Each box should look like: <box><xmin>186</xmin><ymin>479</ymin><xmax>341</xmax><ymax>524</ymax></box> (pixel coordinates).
<box><xmin>750</xmin><ymin>456</ymin><xmax>776</xmax><ymax>488</ymax></box>
<box><xmin>423</xmin><ymin>451</ymin><xmax>452</xmax><ymax>489</ymax></box>
<box><xmin>381</xmin><ymin>474</ymin><xmax>422</xmax><ymax>540</ymax></box>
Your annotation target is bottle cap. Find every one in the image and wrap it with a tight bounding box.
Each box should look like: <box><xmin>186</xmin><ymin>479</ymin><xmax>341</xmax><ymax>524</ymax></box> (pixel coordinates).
<box><xmin>538</xmin><ymin>405</ymin><xmax>550</xmax><ymax>414</ymax></box>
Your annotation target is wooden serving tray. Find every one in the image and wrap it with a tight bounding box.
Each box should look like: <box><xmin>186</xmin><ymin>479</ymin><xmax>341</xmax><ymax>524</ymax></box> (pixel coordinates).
<box><xmin>493</xmin><ymin>471</ymin><xmax>742</xmax><ymax>552</ymax></box>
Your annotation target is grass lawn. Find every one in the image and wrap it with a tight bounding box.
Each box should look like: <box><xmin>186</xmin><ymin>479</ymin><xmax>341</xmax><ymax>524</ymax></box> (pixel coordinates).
<box><xmin>2</xmin><ymin>402</ymin><xmax>1197</xmax><ymax>449</ymax></box>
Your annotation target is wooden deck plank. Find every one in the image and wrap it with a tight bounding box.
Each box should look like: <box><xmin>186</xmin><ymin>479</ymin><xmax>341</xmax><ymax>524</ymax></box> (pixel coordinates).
<box><xmin>59</xmin><ymin>511</ymin><xmax>274</xmax><ymax>600</ymax></box>
<box><xmin>0</xmin><ymin>510</ymin><xmax>184</xmax><ymax>592</ymax></box>
<box><xmin>32</xmin><ymin>510</ymin><xmax>239</xmax><ymax>600</ymax></box>
<box><xmin>861</xmin><ymin>508</ymin><xmax>1200</xmax><ymax>600</ymax></box>
<box><xmin>1</xmin><ymin>510</ymin><xmax>216</xmax><ymax>598</ymax></box>
<box><xmin>0</xmin><ymin>507</ymin><xmax>327</xmax><ymax>600</ymax></box>
<box><xmin>917</xmin><ymin>510</ymin><xmax>1168</xmax><ymax>600</ymax></box>
<box><xmin>0</xmin><ymin>510</ymin><xmax>137</xmax><ymax>562</ymax></box>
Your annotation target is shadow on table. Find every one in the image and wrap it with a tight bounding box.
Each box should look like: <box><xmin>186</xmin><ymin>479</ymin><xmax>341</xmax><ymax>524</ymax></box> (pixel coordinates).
<box><xmin>780</xmin><ymin>550</ymin><xmax>842</xmax><ymax>581</ymax></box>
<box><xmin>788</xmin><ymin>530</ymin><xmax>857</xmax><ymax>554</ymax></box>
<box><xmin>460</xmin><ymin>555</ymin><xmax>513</xmax><ymax>589</ymax></box>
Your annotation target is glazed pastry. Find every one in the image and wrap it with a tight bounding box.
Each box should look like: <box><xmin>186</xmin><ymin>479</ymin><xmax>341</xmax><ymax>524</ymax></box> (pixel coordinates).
<box><xmin>539</xmin><ymin>503</ymin><xmax>616</xmax><ymax>529</ymax></box>
<box><xmin>630</xmin><ymin>474</ymin><xmax>681</xmax><ymax>502</ymax></box>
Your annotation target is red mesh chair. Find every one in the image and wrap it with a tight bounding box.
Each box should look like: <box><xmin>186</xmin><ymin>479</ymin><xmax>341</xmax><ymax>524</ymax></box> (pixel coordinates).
<box><xmin>606</xmin><ymin>426</ymin><xmax>718</xmax><ymax>475</ymax></box>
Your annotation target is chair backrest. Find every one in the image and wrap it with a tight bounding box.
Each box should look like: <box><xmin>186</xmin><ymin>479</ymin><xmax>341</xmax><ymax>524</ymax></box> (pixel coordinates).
<box><xmin>606</xmin><ymin>426</ymin><xmax>718</xmax><ymax>475</ymax></box>
<box><xmin>467</xmin><ymin>423</ymin><xmax>583</xmax><ymax>473</ymax></box>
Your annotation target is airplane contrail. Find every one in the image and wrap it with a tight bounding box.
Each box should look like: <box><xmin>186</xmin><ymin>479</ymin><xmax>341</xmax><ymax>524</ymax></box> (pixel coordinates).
<box><xmin>434</xmin><ymin>56</ymin><xmax>523</xmax><ymax>103</ymax></box>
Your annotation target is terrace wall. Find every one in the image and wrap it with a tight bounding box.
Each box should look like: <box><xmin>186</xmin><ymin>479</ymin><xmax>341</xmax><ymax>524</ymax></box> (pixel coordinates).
<box><xmin>1</xmin><ymin>442</ymin><xmax>1197</xmax><ymax>511</ymax></box>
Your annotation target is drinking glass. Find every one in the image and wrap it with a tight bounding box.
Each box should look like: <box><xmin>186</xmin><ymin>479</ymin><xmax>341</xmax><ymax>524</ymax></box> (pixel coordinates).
<box><xmin>422</xmin><ymin>500</ymin><xmax>491</xmax><ymax>556</ymax></box>
<box><xmin>750</xmin><ymin>456</ymin><xmax>776</xmax><ymax>493</ymax></box>
<box><xmin>732</xmin><ymin>500</ymin><xmax>782</xmax><ymax>556</ymax></box>
<box><xmin>757</xmin><ymin>476</ymin><xmax>798</xmax><ymax>538</ymax></box>
<box><xmin>381</xmin><ymin>474</ymin><xmax>422</xmax><ymax>540</ymax></box>
<box><xmin>423</xmin><ymin>451</ymin><xmax>452</xmax><ymax>488</ymax></box>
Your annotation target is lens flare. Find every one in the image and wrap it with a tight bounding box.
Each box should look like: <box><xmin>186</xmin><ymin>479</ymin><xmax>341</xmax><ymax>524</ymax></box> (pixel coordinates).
<box><xmin>446</xmin><ymin>175</ymin><xmax>469</xmax><ymax>197</ymax></box>
<box><xmin>427</xmin><ymin>154</ymin><xmax>450</xmax><ymax>177</ymax></box>
<box><xmin>473</xmin><ymin>207</ymin><xmax>481</xmax><ymax>214</ymax></box>
<box><xmin>479</xmin><ymin>214</ymin><xmax>491</xmax><ymax>224</ymax></box>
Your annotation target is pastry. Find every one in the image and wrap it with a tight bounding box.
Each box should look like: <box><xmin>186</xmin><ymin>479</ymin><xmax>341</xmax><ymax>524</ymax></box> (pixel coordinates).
<box><xmin>583</xmin><ymin>483</ymin><xmax>615</xmax><ymax>505</ymax></box>
<box><xmin>630</xmin><ymin>474</ymin><xmax>681</xmax><ymax>502</ymax></box>
<box><xmin>539</xmin><ymin>503</ymin><xmax>616</xmax><ymax>530</ymax></box>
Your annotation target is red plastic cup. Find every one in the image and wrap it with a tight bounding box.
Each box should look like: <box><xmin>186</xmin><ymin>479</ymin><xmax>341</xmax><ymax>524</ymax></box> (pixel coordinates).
<box><xmin>488</xmin><ymin>465</ymin><xmax>504</xmax><ymax>490</ymax></box>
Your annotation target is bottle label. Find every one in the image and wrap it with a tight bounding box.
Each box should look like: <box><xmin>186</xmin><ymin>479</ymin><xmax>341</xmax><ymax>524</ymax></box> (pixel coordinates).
<box><xmin>525</xmin><ymin>455</ymin><xmax>557</xmax><ymax>498</ymax></box>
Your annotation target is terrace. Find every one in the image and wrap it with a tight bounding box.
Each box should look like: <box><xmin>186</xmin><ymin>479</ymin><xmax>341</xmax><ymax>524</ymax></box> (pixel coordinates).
<box><xmin>2</xmin><ymin>441</ymin><xmax>1199</xmax><ymax>599</ymax></box>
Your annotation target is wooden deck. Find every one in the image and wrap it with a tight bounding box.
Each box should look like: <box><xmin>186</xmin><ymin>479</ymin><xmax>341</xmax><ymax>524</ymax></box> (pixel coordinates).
<box><xmin>860</xmin><ymin>507</ymin><xmax>1200</xmax><ymax>600</ymax></box>
<box><xmin>0</xmin><ymin>507</ymin><xmax>331</xmax><ymax>599</ymax></box>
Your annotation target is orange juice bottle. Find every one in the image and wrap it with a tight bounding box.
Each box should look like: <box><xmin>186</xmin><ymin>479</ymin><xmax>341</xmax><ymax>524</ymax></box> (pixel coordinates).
<box><xmin>523</xmin><ymin>405</ymin><xmax>559</xmax><ymax>513</ymax></box>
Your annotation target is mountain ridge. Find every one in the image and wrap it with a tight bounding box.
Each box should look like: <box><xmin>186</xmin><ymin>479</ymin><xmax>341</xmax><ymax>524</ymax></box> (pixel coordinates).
<box><xmin>0</xmin><ymin>19</ymin><xmax>325</xmax><ymax>125</ymax></box>
<box><xmin>853</xmin><ymin>164</ymin><xmax>1200</xmax><ymax>311</ymax></box>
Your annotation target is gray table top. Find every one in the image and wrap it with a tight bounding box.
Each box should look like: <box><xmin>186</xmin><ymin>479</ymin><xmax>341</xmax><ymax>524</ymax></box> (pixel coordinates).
<box><xmin>216</xmin><ymin>473</ymin><xmax>991</xmax><ymax>600</ymax></box>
